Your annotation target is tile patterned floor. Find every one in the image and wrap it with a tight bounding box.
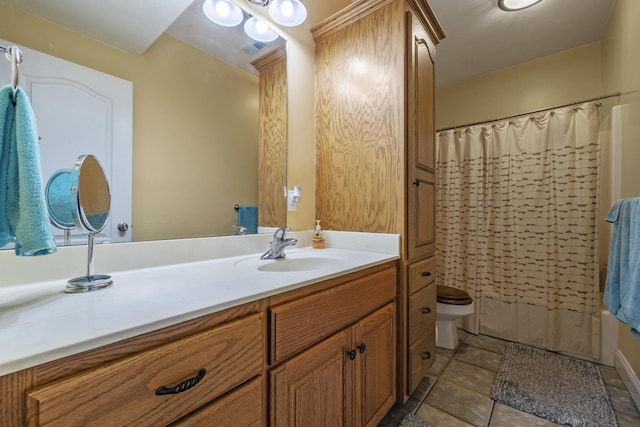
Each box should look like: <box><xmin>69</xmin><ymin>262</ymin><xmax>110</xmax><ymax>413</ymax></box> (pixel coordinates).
<box><xmin>379</xmin><ymin>331</ymin><xmax>640</xmax><ymax>427</ymax></box>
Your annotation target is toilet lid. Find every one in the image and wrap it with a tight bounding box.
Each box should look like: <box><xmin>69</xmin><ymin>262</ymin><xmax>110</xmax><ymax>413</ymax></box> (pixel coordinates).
<box><xmin>437</xmin><ymin>285</ymin><xmax>473</xmax><ymax>305</ymax></box>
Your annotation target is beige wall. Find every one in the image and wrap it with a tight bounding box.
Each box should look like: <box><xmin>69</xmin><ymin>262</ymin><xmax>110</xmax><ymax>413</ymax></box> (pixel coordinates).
<box><xmin>602</xmin><ymin>0</ymin><xmax>640</xmax><ymax>382</ymax></box>
<box><xmin>435</xmin><ymin>42</ymin><xmax>603</xmax><ymax>130</ymax></box>
<box><xmin>0</xmin><ymin>2</ymin><xmax>259</xmax><ymax>241</ymax></box>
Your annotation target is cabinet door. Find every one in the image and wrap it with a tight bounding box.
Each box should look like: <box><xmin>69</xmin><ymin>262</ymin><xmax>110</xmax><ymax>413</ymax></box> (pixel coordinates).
<box><xmin>352</xmin><ymin>303</ymin><xmax>396</xmax><ymax>427</ymax></box>
<box><xmin>270</xmin><ymin>330</ymin><xmax>353</xmax><ymax>427</ymax></box>
<box><xmin>406</xmin><ymin>13</ymin><xmax>436</xmax><ymax>262</ymax></box>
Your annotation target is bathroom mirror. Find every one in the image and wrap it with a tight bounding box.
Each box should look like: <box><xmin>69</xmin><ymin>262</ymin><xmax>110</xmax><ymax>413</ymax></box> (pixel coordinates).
<box><xmin>62</xmin><ymin>154</ymin><xmax>113</xmax><ymax>293</ymax></box>
<box><xmin>0</xmin><ymin>0</ymin><xmax>289</xmax><ymax>245</ymax></box>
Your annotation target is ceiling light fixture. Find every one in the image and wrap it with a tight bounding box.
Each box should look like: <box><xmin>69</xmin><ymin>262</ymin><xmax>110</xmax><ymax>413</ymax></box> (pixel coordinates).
<box><xmin>269</xmin><ymin>0</ymin><xmax>307</xmax><ymax>27</ymax></box>
<box><xmin>244</xmin><ymin>16</ymin><xmax>279</xmax><ymax>42</ymax></box>
<box><xmin>498</xmin><ymin>0</ymin><xmax>542</xmax><ymax>11</ymax></box>
<box><xmin>247</xmin><ymin>0</ymin><xmax>270</xmax><ymax>5</ymax></box>
<box><xmin>202</xmin><ymin>0</ymin><xmax>244</xmax><ymax>27</ymax></box>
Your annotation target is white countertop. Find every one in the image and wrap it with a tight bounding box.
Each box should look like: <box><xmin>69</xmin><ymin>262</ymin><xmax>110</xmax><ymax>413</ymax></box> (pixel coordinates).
<box><xmin>0</xmin><ymin>232</ymin><xmax>399</xmax><ymax>376</ymax></box>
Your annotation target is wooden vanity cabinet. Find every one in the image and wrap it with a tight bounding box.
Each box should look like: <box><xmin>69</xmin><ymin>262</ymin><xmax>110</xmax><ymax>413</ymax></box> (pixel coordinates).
<box><xmin>312</xmin><ymin>0</ymin><xmax>443</xmax><ymax>401</ymax></box>
<box><xmin>0</xmin><ymin>301</ymin><xmax>264</xmax><ymax>427</ymax></box>
<box><xmin>25</xmin><ymin>313</ymin><xmax>264</xmax><ymax>427</ymax></box>
<box><xmin>269</xmin><ymin>266</ymin><xmax>397</xmax><ymax>427</ymax></box>
<box><xmin>0</xmin><ymin>263</ymin><xmax>398</xmax><ymax>426</ymax></box>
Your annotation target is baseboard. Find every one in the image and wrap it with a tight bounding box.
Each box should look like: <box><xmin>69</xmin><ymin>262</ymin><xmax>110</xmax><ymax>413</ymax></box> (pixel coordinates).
<box><xmin>615</xmin><ymin>349</ymin><xmax>640</xmax><ymax>409</ymax></box>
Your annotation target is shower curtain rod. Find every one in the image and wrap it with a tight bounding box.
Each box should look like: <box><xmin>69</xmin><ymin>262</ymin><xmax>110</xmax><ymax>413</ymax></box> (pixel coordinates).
<box><xmin>436</xmin><ymin>91</ymin><xmax>621</xmax><ymax>132</ymax></box>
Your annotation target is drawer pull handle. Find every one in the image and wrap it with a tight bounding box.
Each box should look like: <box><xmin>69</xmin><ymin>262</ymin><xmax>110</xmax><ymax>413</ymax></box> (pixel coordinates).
<box><xmin>421</xmin><ymin>352</ymin><xmax>431</xmax><ymax>361</ymax></box>
<box><xmin>422</xmin><ymin>271</ymin><xmax>432</xmax><ymax>277</ymax></box>
<box><xmin>357</xmin><ymin>343</ymin><xmax>367</xmax><ymax>354</ymax></box>
<box><xmin>155</xmin><ymin>368</ymin><xmax>207</xmax><ymax>396</ymax></box>
<box><xmin>421</xmin><ymin>307</ymin><xmax>432</xmax><ymax>314</ymax></box>
<box><xmin>347</xmin><ymin>349</ymin><xmax>357</xmax><ymax>360</ymax></box>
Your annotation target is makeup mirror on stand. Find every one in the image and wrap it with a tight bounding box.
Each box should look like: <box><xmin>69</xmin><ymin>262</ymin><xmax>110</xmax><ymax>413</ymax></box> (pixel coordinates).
<box><xmin>45</xmin><ymin>154</ymin><xmax>113</xmax><ymax>293</ymax></box>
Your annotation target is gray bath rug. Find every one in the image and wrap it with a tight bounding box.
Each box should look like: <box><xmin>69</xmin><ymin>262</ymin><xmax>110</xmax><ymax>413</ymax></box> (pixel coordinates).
<box><xmin>398</xmin><ymin>413</ymin><xmax>430</xmax><ymax>427</ymax></box>
<box><xmin>490</xmin><ymin>342</ymin><xmax>618</xmax><ymax>427</ymax></box>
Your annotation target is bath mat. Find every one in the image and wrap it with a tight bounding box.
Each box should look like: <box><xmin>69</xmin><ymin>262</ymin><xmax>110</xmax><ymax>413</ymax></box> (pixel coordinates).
<box><xmin>398</xmin><ymin>413</ymin><xmax>430</xmax><ymax>427</ymax></box>
<box><xmin>490</xmin><ymin>342</ymin><xmax>618</xmax><ymax>427</ymax></box>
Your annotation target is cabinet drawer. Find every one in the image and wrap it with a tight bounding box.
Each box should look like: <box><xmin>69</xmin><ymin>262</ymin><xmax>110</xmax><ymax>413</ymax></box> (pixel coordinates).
<box><xmin>408</xmin><ymin>257</ymin><xmax>435</xmax><ymax>294</ymax></box>
<box><xmin>409</xmin><ymin>324</ymin><xmax>436</xmax><ymax>393</ymax></box>
<box><xmin>171</xmin><ymin>377</ymin><xmax>263</xmax><ymax>426</ymax></box>
<box><xmin>270</xmin><ymin>267</ymin><xmax>396</xmax><ymax>364</ymax></box>
<box><xmin>409</xmin><ymin>283</ymin><xmax>436</xmax><ymax>344</ymax></box>
<box><xmin>27</xmin><ymin>313</ymin><xmax>264</xmax><ymax>427</ymax></box>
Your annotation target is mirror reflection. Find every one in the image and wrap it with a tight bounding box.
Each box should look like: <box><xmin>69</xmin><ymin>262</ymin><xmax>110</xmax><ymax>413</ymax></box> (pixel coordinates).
<box><xmin>0</xmin><ymin>0</ymin><xmax>288</xmax><ymax>248</ymax></box>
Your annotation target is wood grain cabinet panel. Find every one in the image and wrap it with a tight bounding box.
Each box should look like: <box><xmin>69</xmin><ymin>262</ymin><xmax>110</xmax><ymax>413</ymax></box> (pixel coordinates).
<box><xmin>270</xmin><ymin>267</ymin><xmax>396</xmax><ymax>364</ymax></box>
<box><xmin>270</xmin><ymin>303</ymin><xmax>396</xmax><ymax>427</ymax></box>
<box><xmin>26</xmin><ymin>314</ymin><xmax>263</xmax><ymax>427</ymax></box>
<box><xmin>408</xmin><ymin>256</ymin><xmax>436</xmax><ymax>294</ymax></box>
<box><xmin>170</xmin><ymin>377</ymin><xmax>263</xmax><ymax>427</ymax></box>
<box><xmin>409</xmin><ymin>324</ymin><xmax>436</xmax><ymax>392</ymax></box>
<box><xmin>409</xmin><ymin>283</ymin><xmax>436</xmax><ymax>344</ymax></box>
<box><xmin>312</xmin><ymin>0</ymin><xmax>443</xmax><ymax>400</ymax></box>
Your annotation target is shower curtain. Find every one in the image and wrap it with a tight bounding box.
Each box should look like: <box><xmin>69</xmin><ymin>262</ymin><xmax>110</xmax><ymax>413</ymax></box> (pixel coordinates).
<box><xmin>436</xmin><ymin>101</ymin><xmax>601</xmax><ymax>358</ymax></box>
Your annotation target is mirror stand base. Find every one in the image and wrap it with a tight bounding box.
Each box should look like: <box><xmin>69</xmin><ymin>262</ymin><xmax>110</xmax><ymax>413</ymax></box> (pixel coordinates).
<box><xmin>65</xmin><ymin>275</ymin><xmax>113</xmax><ymax>293</ymax></box>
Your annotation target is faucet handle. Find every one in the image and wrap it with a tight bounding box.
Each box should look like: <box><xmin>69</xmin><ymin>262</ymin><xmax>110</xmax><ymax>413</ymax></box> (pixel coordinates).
<box><xmin>274</xmin><ymin>226</ymin><xmax>291</xmax><ymax>240</ymax></box>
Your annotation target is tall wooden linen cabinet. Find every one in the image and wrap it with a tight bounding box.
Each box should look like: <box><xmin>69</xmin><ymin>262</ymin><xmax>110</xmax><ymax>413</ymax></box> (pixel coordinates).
<box><xmin>312</xmin><ymin>0</ymin><xmax>443</xmax><ymax>401</ymax></box>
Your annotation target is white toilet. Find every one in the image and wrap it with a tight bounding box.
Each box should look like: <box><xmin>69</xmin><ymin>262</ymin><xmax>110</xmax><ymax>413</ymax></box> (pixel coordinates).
<box><xmin>435</xmin><ymin>285</ymin><xmax>475</xmax><ymax>350</ymax></box>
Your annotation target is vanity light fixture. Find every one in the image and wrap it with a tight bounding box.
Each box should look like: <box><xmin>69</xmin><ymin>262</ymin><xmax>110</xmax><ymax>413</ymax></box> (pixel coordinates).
<box><xmin>498</xmin><ymin>0</ymin><xmax>542</xmax><ymax>11</ymax></box>
<box><xmin>247</xmin><ymin>0</ymin><xmax>270</xmax><ymax>5</ymax></box>
<box><xmin>203</xmin><ymin>0</ymin><xmax>244</xmax><ymax>27</ymax></box>
<box><xmin>244</xmin><ymin>16</ymin><xmax>279</xmax><ymax>42</ymax></box>
<box><xmin>269</xmin><ymin>0</ymin><xmax>307</xmax><ymax>27</ymax></box>
<box><xmin>246</xmin><ymin>0</ymin><xmax>307</xmax><ymax>27</ymax></box>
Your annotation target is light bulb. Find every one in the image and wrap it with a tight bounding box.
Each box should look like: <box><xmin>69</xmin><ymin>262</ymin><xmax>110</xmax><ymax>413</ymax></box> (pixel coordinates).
<box><xmin>255</xmin><ymin>20</ymin><xmax>269</xmax><ymax>34</ymax></box>
<box><xmin>281</xmin><ymin>0</ymin><xmax>294</xmax><ymax>17</ymax></box>
<box><xmin>216</xmin><ymin>1</ymin><xmax>230</xmax><ymax>17</ymax></box>
<box><xmin>203</xmin><ymin>0</ymin><xmax>243</xmax><ymax>26</ymax></box>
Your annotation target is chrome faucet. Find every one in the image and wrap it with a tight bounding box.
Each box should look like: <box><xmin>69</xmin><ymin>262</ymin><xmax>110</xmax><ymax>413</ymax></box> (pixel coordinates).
<box><xmin>261</xmin><ymin>227</ymin><xmax>297</xmax><ymax>259</ymax></box>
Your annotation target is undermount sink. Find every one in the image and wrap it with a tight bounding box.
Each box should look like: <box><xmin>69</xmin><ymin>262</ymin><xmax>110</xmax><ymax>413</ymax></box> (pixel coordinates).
<box><xmin>257</xmin><ymin>256</ymin><xmax>346</xmax><ymax>272</ymax></box>
<box><xmin>234</xmin><ymin>250</ymin><xmax>348</xmax><ymax>273</ymax></box>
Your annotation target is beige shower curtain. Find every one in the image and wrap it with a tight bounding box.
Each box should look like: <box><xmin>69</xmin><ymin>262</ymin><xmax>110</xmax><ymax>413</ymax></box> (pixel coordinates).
<box><xmin>436</xmin><ymin>101</ymin><xmax>601</xmax><ymax>358</ymax></box>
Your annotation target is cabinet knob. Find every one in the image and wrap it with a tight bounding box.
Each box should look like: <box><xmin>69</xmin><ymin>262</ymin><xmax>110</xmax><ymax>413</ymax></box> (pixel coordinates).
<box><xmin>357</xmin><ymin>343</ymin><xmax>366</xmax><ymax>354</ymax></box>
<box><xmin>155</xmin><ymin>368</ymin><xmax>207</xmax><ymax>395</ymax></box>
<box><xmin>421</xmin><ymin>307</ymin><xmax>432</xmax><ymax>315</ymax></box>
<box><xmin>347</xmin><ymin>349</ymin><xmax>357</xmax><ymax>360</ymax></box>
<box><xmin>421</xmin><ymin>352</ymin><xmax>431</xmax><ymax>361</ymax></box>
<box><xmin>412</xmin><ymin>179</ymin><xmax>420</xmax><ymax>187</ymax></box>
<box><xmin>422</xmin><ymin>271</ymin><xmax>432</xmax><ymax>277</ymax></box>
<box><xmin>117</xmin><ymin>222</ymin><xmax>129</xmax><ymax>232</ymax></box>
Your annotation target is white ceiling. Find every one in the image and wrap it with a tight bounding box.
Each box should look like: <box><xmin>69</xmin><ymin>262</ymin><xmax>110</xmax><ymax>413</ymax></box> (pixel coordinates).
<box><xmin>3</xmin><ymin>0</ymin><xmax>614</xmax><ymax>86</ymax></box>
<box><xmin>3</xmin><ymin>0</ymin><xmax>193</xmax><ymax>55</ymax></box>
<box><xmin>429</xmin><ymin>0</ymin><xmax>614</xmax><ymax>86</ymax></box>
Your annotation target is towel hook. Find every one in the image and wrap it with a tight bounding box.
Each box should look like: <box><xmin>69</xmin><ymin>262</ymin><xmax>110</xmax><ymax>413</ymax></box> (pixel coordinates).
<box><xmin>2</xmin><ymin>45</ymin><xmax>22</xmax><ymax>100</ymax></box>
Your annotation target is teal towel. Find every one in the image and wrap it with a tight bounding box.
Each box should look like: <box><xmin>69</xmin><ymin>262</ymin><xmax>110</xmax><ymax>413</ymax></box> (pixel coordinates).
<box><xmin>238</xmin><ymin>205</ymin><xmax>258</xmax><ymax>234</ymax></box>
<box><xmin>604</xmin><ymin>198</ymin><xmax>640</xmax><ymax>337</ymax></box>
<box><xmin>0</xmin><ymin>85</ymin><xmax>56</xmax><ymax>256</ymax></box>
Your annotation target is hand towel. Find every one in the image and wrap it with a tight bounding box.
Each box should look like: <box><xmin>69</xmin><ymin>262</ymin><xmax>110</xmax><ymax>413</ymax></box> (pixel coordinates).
<box><xmin>604</xmin><ymin>198</ymin><xmax>640</xmax><ymax>337</ymax></box>
<box><xmin>237</xmin><ymin>205</ymin><xmax>258</xmax><ymax>234</ymax></box>
<box><xmin>0</xmin><ymin>85</ymin><xmax>56</xmax><ymax>255</ymax></box>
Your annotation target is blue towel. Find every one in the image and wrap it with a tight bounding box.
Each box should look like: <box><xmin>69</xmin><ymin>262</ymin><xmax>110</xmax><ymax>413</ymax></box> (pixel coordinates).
<box><xmin>604</xmin><ymin>198</ymin><xmax>640</xmax><ymax>337</ymax></box>
<box><xmin>0</xmin><ymin>85</ymin><xmax>56</xmax><ymax>256</ymax></box>
<box><xmin>237</xmin><ymin>205</ymin><xmax>258</xmax><ymax>234</ymax></box>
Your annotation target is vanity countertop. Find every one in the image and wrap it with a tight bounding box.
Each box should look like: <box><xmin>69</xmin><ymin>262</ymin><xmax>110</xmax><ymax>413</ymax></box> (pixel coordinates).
<box><xmin>0</xmin><ymin>235</ymin><xmax>399</xmax><ymax>376</ymax></box>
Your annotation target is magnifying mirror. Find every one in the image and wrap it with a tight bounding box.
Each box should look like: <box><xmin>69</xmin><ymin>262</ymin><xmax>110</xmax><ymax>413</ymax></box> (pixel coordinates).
<box><xmin>45</xmin><ymin>154</ymin><xmax>113</xmax><ymax>293</ymax></box>
<box><xmin>45</xmin><ymin>169</ymin><xmax>75</xmax><ymax>245</ymax></box>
